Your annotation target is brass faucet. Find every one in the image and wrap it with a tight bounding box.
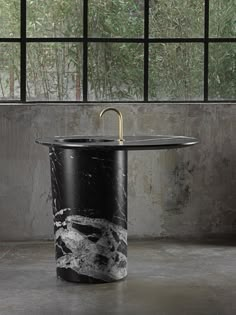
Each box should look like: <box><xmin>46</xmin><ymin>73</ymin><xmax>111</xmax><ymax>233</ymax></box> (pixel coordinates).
<box><xmin>100</xmin><ymin>107</ymin><xmax>124</xmax><ymax>143</ymax></box>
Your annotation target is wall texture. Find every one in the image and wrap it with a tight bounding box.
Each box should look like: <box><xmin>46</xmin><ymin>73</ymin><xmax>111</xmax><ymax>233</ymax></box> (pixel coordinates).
<box><xmin>0</xmin><ymin>103</ymin><xmax>235</xmax><ymax>241</ymax></box>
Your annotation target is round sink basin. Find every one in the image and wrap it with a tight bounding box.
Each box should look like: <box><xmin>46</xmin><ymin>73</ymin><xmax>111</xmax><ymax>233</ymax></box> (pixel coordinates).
<box><xmin>55</xmin><ymin>138</ymin><xmax>114</xmax><ymax>143</ymax></box>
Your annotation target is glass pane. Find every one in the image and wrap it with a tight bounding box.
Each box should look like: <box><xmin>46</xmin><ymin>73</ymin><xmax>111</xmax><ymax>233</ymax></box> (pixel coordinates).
<box><xmin>209</xmin><ymin>43</ymin><xmax>236</xmax><ymax>100</ymax></box>
<box><xmin>210</xmin><ymin>0</ymin><xmax>236</xmax><ymax>37</ymax></box>
<box><xmin>149</xmin><ymin>43</ymin><xmax>204</xmax><ymax>101</ymax></box>
<box><xmin>27</xmin><ymin>43</ymin><xmax>83</xmax><ymax>101</ymax></box>
<box><xmin>88</xmin><ymin>0</ymin><xmax>144</xmax><ymax>38</ymax></box>
<box><xmin>0</xmin><ymin>0</ymin><xmax>20</xmax><ymax>37</ymax></box>
<box><xmin>88</xmin><ymin>43</ymin><xmax>143</xmax><ymax>101</ymax></box>
<box><xmin>149</xmin><ymin>0</ymin><xmax>204</xmax><ymax>38</ymax></box>
<box><xmin>27</xmin><ymin>0</ymin><xmax>83</xmax><ymax>37</ymax></box>
<box><xmin>0</xmin><ymin>44</ymin><xmax>20</xmax><ymax>100</ymax></box>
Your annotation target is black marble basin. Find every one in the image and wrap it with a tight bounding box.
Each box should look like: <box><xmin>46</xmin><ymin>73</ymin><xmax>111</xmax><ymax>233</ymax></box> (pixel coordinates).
<box><xmin>36</xmin><ymin>135</ymin><xmax>198</xmax><ymax>150</ymax></box>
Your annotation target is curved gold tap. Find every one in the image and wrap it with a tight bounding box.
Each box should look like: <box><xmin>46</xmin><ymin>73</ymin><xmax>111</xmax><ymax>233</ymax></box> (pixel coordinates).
<box><xmin>99</xmin><ymin>107</ymin><xmax>124</xmax><ymax>143</ymax></box>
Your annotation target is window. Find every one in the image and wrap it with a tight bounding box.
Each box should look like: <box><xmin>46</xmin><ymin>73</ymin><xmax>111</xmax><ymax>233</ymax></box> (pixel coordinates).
<box><xmin>0</xmin><ymin>0</ymin><xmax>235</xmax><ymax>103</ymax></box>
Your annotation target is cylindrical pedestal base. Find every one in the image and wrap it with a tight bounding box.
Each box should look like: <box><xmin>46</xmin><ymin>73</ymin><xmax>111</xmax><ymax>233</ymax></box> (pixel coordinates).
<box><xmin>49</xmin><ymin>147</ymin><xmax>128</xmax><ymax>283</ymax></box>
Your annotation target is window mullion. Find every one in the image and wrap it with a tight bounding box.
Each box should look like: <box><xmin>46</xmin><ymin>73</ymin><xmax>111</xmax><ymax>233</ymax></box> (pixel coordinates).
<box><xmin>21</xmin><ymin>0</ymin><xmax>27</xmax><ymax>102</ymax></box>
<box><xmin>144</xmin><ymin>0</ymin><xmax>149</xmax><ymax>102</ymax></box>
<box><xmin>204</xmin><ymin>0</ymin><xmax>209</xmax><ymax>102</ymax></box>
<box><xmin>83</xmin><ymin>0</ymin><xmax>88</xmax><ymax>102</ymax></box>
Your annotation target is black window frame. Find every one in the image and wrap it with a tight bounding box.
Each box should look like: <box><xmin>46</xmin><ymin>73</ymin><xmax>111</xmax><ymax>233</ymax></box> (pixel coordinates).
<box><xmin>0</xmin><ymin>0</ymin><xmax>235</xmax><ymax>103</ymax></box>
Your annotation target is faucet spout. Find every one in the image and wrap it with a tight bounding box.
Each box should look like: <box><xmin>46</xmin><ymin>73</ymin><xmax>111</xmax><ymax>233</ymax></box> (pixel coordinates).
<box><xmin>100</xmin><ymin>107</ymin><xmax>124</xmax><ymax>143</ymax></box>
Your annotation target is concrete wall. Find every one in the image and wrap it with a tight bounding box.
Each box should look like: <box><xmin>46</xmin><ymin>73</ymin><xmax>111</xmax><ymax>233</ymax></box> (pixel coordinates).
<box><xmin>0</xmin><ymin>103</ymin><xmax>235</xmax><ymax>241</ymax></box>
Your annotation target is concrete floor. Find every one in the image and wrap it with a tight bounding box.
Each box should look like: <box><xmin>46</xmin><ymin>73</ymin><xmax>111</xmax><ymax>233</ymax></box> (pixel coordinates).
<box><xmin>0</xmin><ymin>240</ymin><xmax>236</xmax><ymax>315</ymax></box>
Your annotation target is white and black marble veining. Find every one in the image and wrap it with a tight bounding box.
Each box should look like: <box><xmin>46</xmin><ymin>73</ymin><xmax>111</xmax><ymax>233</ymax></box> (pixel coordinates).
<box><xmin>49</xmin><ymin>147</ymin><xmax>128</xmax><ymax>283</ymax></box>
<box><xmin>54</xmin><ymin>213</ymin><xmax>127</xmax><ymax>282</ymax></box>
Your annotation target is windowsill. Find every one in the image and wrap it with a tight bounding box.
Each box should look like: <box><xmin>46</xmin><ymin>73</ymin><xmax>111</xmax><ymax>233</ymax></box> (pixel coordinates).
<box><xmin>0</xmin><ymin>101</ymin><xmax>236</xmax><ymax>106</ymax></box>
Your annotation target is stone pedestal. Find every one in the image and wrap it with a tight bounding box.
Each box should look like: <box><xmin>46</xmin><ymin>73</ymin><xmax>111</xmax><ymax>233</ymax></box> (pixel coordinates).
<box><xmin>49</xmin><ymin>147</ymin><xmax>128</xmax><ymax>283</ymax></box>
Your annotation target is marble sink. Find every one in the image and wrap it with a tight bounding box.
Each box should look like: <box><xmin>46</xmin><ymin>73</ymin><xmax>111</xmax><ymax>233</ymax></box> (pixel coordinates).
<box><xmin>36</xmin><ymin>107</ymin><xmax>198</xmax><ymax>284</ymax></box>
<box><xmin>36</xmin><ymin>133</ymin><xmax>197</xmax><ymax>284</ymax></box>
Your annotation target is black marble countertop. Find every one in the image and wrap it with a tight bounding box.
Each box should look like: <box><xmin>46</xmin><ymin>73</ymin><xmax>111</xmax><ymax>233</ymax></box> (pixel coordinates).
<box><xmin>36</xmin><ymin>135</ymin><xmax>198</xmax><ymax>151</ymax></box>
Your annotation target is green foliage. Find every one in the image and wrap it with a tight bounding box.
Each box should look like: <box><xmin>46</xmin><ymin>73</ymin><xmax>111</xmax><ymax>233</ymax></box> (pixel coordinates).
<box><xmin>149</xmin><ymin>43</ymin><xmax>204</xmax><ymax>101</ymax></box>
<box><xmin>149</xmin><ymin>0</ymin><xmax>204</xmax><ymax>38</ymax></box>
<box><xmin>209</xmin><ymin>43</ymin><xmax>236</xmax><ymax>100</ymax></box>
<box><xmin>27</xmin><ymin>43</ymin><xmax>83</xmax><ymax>101</ymax></box>
<box><xmin>0</xmin><ymin>0</ymin><xmax>235</xmax><ymax>101</ymax></box>
<box><xmin>208</xmin><ymin>0</ymin><xmax>236</xmax><ymax>100</ymax></box>
<box><xmin>0</xmin><ymin>43</ymin><xmax>20</xmax><ymax>99</ymax></box>
<box><xmin>209</xmin><ymin>0</ymin><xmax>236</xmax><ymax>38</ymax></box>
<box><xmin>88</xmin><ymin>0</ymin><xmax>143</xmax><ymax>38</ymax></box>
<box><xmin>88</xmin><ymin>43</ymin><xmax>143</xmax><ymax>101</ymax></box>
<box><xmin>0</xmin><ymin>0</ymin><xmax>20</xmax><ymax>38</ymax></box>
<box><xmin>27</xmin><ymin>0</ymin><xmax>83</xmax><ymax>37</ymax></box>
<box><xmin>87</xmin><ymin>0</ymin><xmax>144</xmax><ymax>100</ymax></box>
